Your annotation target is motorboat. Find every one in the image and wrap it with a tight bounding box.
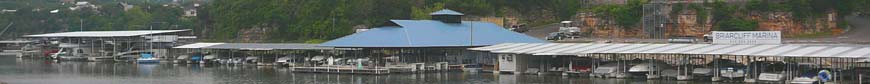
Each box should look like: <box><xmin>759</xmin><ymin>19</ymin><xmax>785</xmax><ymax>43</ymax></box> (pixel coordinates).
<box><xmin>591</xmin><ymin>62</ymin><xmax>633</xmax><ymax>78</ymax></box>
<box><xmin>661</xmin><ymin>69</ymin><xmax>679</xmax><ymax>79</ymax></box>
<box><xmin>275</xmin><ymin>56</ymin><xmax>294</xmax><ymax>66</ymax></box>
<box><xmin>201</xmin><ymin>54</ymin><xmax>217</xmax><ymax>64</ymax></box>
<box><xmin>189</xmin><ymin>54</ymin><xmax>203</xmax><ymax>64</ymax></box>
<box><xmin>244</xmin><ymin>56</ymin><xmax>259</xmax><ymax>64</ymax></box>
<box><xmin>136</xmin><ymin>53</ymin><xmax>160</xmax><ymax>64</ymax></box>
<box><xmin>174</xmin><ymin>55</ymin><xmax>190</xmax><ymax>64</ymax></box>
<box><xmin>692</xmin><ymin>59</ymin><xmax>743</xmax><ymax>81</ymax></box>
<box><xmin>628</xmin><ymin>60</ymin><xmax>672</xmax><ymax>79</ymax></box>
<box><xmin>751</xmin><ymin>61</ymin><xmax>787</xmax><ymax>83</ymax></box>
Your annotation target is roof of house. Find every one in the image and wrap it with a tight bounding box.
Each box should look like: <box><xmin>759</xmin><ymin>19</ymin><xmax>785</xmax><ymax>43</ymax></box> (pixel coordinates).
<box><xmin>430</xmin><ymin>9</ymin><xmax>464</xmax><ymax>15</ymax></box>
<box><xmin>319</xmin><ymin>20</ymin><xmax>547</xmax><ymax>48</ymax></box>
<box><xmin>25</xmin><ymin>30</ymin><xmax>189</xmax><ymax>37</ymax></box>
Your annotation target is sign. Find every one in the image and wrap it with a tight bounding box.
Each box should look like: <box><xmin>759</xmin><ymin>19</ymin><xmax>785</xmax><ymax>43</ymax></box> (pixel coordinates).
<box><xmin>712</xmin><ymin>31</ymin><xmax>782</xmax><ymax>44</ymax></box>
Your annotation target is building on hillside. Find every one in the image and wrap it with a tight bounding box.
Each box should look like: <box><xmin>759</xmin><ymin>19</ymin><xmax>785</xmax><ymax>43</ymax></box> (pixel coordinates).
<box><xmin>320</xmin><ymin>9</ymin><xmax>547</xmax><ymax>72</ymax></box>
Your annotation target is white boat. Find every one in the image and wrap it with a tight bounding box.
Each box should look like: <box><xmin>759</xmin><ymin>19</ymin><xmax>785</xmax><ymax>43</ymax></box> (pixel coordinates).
<box><xmin>275</xmin><ymin>56</ymin><xmax>295</xmax><ymax>66</ymax></box>
<box><xmin>244</xmin><ymin>56</ymin><xmax>259</xmax><ymax>64</ymax></box>
<box><xmin>174</xmin><ymin>55</ymin><xmax>190</xmax><ymax>63</ymax></box>
<box><xmin>628</xmin><ymin>61</ymin><xmax>672</xmax><ymax>79</ymax></box>
<box><xmin>789</xmin><ymin>77</ymin><xmax>818</xmax><ymax>84</ymax></box>
<box><xmin>591</xmin><ymin>63</ymin><xmax>631</xmax><ymax>78</ymax></box>
<box><xmin>758</xmin><ymin>73</ymin><xmax>785</xmax><ymax>82</ymax></box>
<box><xmin>692</xmin><ymin>68</ymin><xmax>714</xmax><ymax>76</ymax></box>
<box><xmin>201</xmin><ymin>54</ymin><xmax>216</xmax><ymax>64</ymax></box>
<box><xmin>719</xmin><ymin>67</ymin><xmax>746</xmax><ymax>79</ymax></box>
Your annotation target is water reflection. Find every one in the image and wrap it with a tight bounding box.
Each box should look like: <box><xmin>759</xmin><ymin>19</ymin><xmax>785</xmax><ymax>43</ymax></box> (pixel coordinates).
<box><xmin>0</xmin><ymin>56</ymin><xmax>741</xmax><ymax>84</ymax></box>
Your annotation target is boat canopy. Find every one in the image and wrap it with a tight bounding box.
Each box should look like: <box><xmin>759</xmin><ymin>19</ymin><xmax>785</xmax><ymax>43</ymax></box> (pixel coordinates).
<box><xmin>174</xmin><ymin>43</ymin><xmax>356</xmax><ymax>50</ymax></box>
<box><xmin>470</xmin><ymin>43</ymin><xmax>870</xmax><ymax>58</ymax></box>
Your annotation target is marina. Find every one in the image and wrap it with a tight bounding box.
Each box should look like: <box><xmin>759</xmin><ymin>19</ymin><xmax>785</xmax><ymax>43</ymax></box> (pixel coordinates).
<box><xmin>1</xmin><ymin>8</ymin><xmax>869</xmax><ymax>84</ymax></box>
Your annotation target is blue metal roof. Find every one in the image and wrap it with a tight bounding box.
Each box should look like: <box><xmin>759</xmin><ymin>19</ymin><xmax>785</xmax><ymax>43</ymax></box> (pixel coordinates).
<box><xmin>320</xmin><ymin>20</ymin><xmax>547</xmax><ymax>48</ymax></box>
<box><xmin>430</xmin><ymin>9</ymin><xmax>464</xmax><ymax>15</ymax></box>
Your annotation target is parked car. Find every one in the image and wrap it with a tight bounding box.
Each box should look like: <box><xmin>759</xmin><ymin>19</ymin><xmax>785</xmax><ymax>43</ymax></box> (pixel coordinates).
<box><xmin>546</xmin><ymin>32</ymin><xmax>565</xmax><ymax>41</ymax></box>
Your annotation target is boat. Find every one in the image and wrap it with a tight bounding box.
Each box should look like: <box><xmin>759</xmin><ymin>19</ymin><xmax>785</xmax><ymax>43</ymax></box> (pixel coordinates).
<box><xmin>244</xmin><ymin>56</ymin><xmax>259</xmax><ymax>64</ymax></box>
<box><xmin>201</xmin><ymin>54</ymin><xmax>217</xmax><ymax>64</ymax></box>
<box><xmin>751</xmin><ymin>61</ymin><xmax>787</xmax><ymax>83</ymax></box>
<box><xmin>275</xmin><ymin>56</ymin><xmax>294</xmax><ymax>66</ymax></box>
<box><xmin>787</xmin><ymin>65</ymin><xmax>827</xmax><ymax>84</ymax></box>
<box><xmin>628</xmin><ymin>60</ymin><xmax>672</xmax><ymax>79</ymax></box>
<box><xmin>189</xmin><ymin>54</ymin><xmax>202</xmax><ymax>64</ymax></box>
<box><xmin>174</xmin><ymin>55</ymin><xmax>190</xmax><ymax>64</ymax></box>
<box><xmin>692</xmin><ymin>59</ymin><xmax>743</xmax><ymax>81</ymax></box>
<box><xmin>591</xmin><ymin>62</ymin><xmax>634</xmax><ymax>78</ymax></box>
<box><xmin>136</xmin><ymin>53</ymin><xmax>160</xmax><ymax>64</ymax></box>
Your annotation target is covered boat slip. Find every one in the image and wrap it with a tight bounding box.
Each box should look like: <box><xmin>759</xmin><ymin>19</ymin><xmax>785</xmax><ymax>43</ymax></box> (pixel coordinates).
<box><xmin>18</xmin><ymin>30</ymin><xmax>192</xmax><ymax>59</ymax></box>
<box><xmin>174</xmin><ymin>43</ymin><xmax>498</xmax><ymax>74</ymax></box>
<box><xmin>173</xmin><ymin>43</ymin><xmax>356</xmax><ymax>66</ymax></box>
<box><xmin>471</xmin><ymin>43</ymin><xmax>870</xmax><ymax>82</ymax></box>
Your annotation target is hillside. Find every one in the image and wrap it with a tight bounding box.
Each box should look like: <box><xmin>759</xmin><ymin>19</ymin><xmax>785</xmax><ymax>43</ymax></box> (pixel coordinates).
<box><xmin>1</xmin><ymin>0</ymin><xmax>869</xmax><ymax>43</ymax></box>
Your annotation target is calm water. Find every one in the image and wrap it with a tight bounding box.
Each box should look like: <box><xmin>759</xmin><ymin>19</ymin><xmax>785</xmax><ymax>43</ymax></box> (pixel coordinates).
<box><xmin>0</xmin><ymin>55</ymin><xmax>737</xmax><ymax>84</ymax></box>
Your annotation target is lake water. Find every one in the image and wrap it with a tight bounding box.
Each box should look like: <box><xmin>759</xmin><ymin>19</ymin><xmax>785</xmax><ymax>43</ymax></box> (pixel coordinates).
<box><xmin>0</xmin><ymin>55</ymin><xmax>741</xmax><ymax>84</ymax></box>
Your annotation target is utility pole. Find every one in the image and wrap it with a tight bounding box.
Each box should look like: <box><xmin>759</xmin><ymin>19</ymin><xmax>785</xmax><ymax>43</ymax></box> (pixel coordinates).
<box><xmin>80</xmin><ymin>18</ymin><xmax>84</xmax><ymax>31</ymax></box>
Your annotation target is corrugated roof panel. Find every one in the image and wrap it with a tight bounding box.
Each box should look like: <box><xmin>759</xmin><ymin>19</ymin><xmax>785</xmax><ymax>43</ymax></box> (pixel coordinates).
<box><xmin>25</xmin><ymin>30</ymin><xmax>189</xmax><ymax>37</ymax></box>
<box><xmin>781</xmin><ymin>46</ymin><xmax>829</xmax><ymax>57</ymax></box>
<box><xmin>808</xmin><ymin>47</ymin><xmax>853</xmax><ymax>57</ymax></box>
<box><xmin>600</xmin><ymin>44</ymin><xmax>651</xmax><ymax>53</ymax></box>
<box><xmin>574</xmin><ymin>44</ymin><xmax>631</xmax><ymax>54</ymax></box>
<box><xmin>485</xmin><ymin>43</ymin><xmax>529</xmax><ymax>51</ymax></box>
<box><xmin>534</xmin><ymin>44</ymin><xmax>600</xmax><ymax>55</ymax></box>
<box><xmin>320</xmin><ymin>20</ymin><xmax>547</xmax><ymax>47</ymax></box>
<box><xmin>751</xmin><ymin>45</ymin><xmax>803</xmax><ymax>56</ymax></box>
<box><xmin>681</xmin><ymin>44</ymin><xmax>732</xmax><ymax>54</ymax></box>
<box><xmin>618</xmin><ymin>44</ymin><xmax>668</xmax><ymax>53</ymax></box>
<box><xmin>707</xmin><ymin>45</ymin><xmax>756</xmax><ymax>54</ymax></box>
<box><xmin>173</xmin><ymin>43</ymin><xmax>224</xmax><ymax>49</ymax></box>
<box><xmin>644</xmin><ymin>44</ymin><xmax>696</xmax><ymax>53</ymax></box>
<box><xmin>728</xmin><ymin>45</ymin><xmax>781</xmax><ymax>55</ymax></box>
<box><xmin>554</xmin><ymin>44</ymin><xmax>610</xmax><ymax>55</ymax></box>
<box><xmin>512</xmin><ymin>43</ymin><xmax>562</xmax><ymax>53</ymax></box>
<box><xmin>492</xmin><ymin>43</ymin><xmax>544</xmax><ymax>53</ymax></box>
<box><xmin>468</xmin><ymin>43</ymin><xmax>514</xmax><ymax>51</ymax></box>
<box><xmin>526</xmin><ymin>44</ymin><xmax>579</xmax><ymax>54</ymax></box>
<box><xmin>661</xmin><ymin>44</ymin><xmax>710</xmax><ymax>54</ymax></box>
<box><xmin>837</xmin><ymin>48</ymin><xmax>870</xmax><ymax>58</ymax></box>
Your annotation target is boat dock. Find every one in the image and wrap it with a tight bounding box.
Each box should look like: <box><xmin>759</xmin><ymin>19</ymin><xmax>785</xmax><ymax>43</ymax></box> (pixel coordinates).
<box><xmin>291</xmin><ymin>67</ymin><xmax>390</xmax><ymax>74</ymax></box>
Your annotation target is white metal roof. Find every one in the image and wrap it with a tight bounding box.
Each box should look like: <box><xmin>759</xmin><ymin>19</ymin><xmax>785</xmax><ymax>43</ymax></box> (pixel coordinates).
<box><xmin>618</xmin><ymin>44</ymin><xmax>668</xmax><ymax>53</ymax></box>
<box><xmin>599</xmin><ymin>44</ymin><xmax>649</xmax><ymax>53</ymax></box>
<box><xmin>752</xmin><ymin>45</ymin><xmax>803</xmax><ymax>56</ymax></box>
<box><xmin>470</xmin><ymin>43</ymin><xmax>870</xmax><ymax>58</ymax></box>
<box><xmin>533</xmin><ymin>44</ymin><xmax>595</xmax><ymax>55</ymax></box>
<box><xmin>781</xmin><ymin>46</ymin><xmax>828</xmax><ymax>57</ymax></box>
<box><xmin>492</xmin><ymin>43</ymin><xmax>544</xmax><ymax>53</ymax></box>
<box><xmin>467</xmin><ymin>43</ymin><xmax>512</xmax><ymax>50</ymax></box>
<box><xmin>476</xmin><ymin>43</ymin><xmax>527</xmax><ymax>51</ymax></box>
<box><xmin>173</xmin><ymin>43</ymin><xmax>225</xmax><ymax>48</ymax></box>
<box><xmin>682</xmin><ymin>45</ymin><xmax>730</xmax><ymax>54</ymax></box>
<box><xmin>808</xmin><ymin>47</ymin><xmax>853</xmax><ymax>57</ymax></box>
<box><xmin>728</xmin><ymin>45</ymin><xmax>781</xmax><ymax>55</ymax></box>
<box><xmin>526</xmin><ymin>44</ymin><xmax>577</xmax><ymax>54</ymax></box>
<box><xmin>641</xmin><ymin>44</ymin><xmax>692</xmax><ymax>53</ymax></box>
<box><xmin>512</xmin><ymin>43</ymin><xmax>561</xmax><ymax>53</ymax></box>
<box><xmin>704</xmin><ymin>45</ymin><xmax>755</xmax><ymax>54</ymax></box>
<box><xmin>666</xmin><ymin>44</ymin><xmax>712</xmax><ymax>54</ymax></box>
<box><xmin>569</xmin><ymin>44</ymin><xmax>632</xmax><ymax>54</ymax></box>
<box><xmin>836</xmin><ymin>48</ymin><xmax>870</xmax><ymax>58</ymax></box>
<box><xmin>25</xmin><ymin>30</ymin><xmax>190</xmax><ymax>37</ymax></box>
